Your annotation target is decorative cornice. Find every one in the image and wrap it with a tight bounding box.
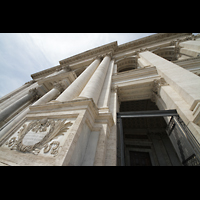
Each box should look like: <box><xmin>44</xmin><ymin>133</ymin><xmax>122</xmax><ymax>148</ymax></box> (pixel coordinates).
<box><xmin>31</xmin><ymin>65</ymin><xmax>61</xmax><ymax>80</ymax></box>
<box><xmin>31</xmin><ymin>33</ymin><xmax>192</xmax><ymax>80</ymax></box>
<box><xmin>59</xmin><ymin>41</ymin><xmax>117</xmax><ymax>66</ymax></box>
<box><xmin>115</xmin><ymin>33</ymin><xmax>192</xmax><ymax>54</ymax></box>
<box><xmin>61</xmin><ymin>65</ymin><xmax>71</xmax><ymax>72</ymax></box>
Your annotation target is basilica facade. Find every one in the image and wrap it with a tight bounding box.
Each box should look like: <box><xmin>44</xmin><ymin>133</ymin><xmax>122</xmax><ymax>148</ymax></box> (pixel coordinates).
<box><xmin>0</xmin><ymin>33</ymin><xmax>200</xmax><ymax>166</ymax></box>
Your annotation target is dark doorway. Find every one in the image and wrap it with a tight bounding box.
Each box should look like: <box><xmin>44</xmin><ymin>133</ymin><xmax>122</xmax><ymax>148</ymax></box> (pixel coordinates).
<box><xmin>129</xmin><ymin>151</ymin><xmax>152</xmax><ymax>166</ymax></box>
<box><xmin>117</xmin><ymin>99</ymin><xmax>182</xmax><ymax>166</ymax></box>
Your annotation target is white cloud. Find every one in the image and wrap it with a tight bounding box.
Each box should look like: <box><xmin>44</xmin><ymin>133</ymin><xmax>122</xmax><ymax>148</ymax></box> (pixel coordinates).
<box><xmin>0</xmin><ymin>33</ymin><xmax>52</xmax><ymax>97</ymax></box>
<box><xmin>0</xmin><ymin>33</ymin><xmax>155</xmax><ymax>98</ymax></box>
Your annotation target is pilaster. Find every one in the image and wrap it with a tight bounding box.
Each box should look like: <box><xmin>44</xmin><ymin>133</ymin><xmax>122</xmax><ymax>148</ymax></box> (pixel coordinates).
<box><xmin>139</xmin><ymin>50</ymin><xmax>200</xmax><ymax>111</ymax></box>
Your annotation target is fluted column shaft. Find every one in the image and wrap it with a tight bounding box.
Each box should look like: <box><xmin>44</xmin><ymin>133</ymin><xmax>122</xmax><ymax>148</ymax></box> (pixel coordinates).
<box><xmin>0</xmin><ymin>85</ymin><xmax>62</xmax><ymax>139</ymax></box>
<box><xmin>56</xmin><ymin>58</ymin><xmax>101</xmax><ymax>102</ymax></box>
<box><xmin>79</xmin><ymin>55</ymin><xmax>111</xmax><ymax>104</ymax></box>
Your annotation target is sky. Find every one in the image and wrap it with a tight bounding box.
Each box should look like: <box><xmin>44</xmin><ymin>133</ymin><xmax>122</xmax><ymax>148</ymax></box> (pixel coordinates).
<box><xmin>0</xmin><ymin>32</ymin><xmax>192</xmax><ymax>98</ymax></box>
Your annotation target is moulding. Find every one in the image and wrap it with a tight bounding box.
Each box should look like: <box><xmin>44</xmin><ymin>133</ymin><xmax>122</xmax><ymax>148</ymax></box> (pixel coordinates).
<box><xmin>30</xmin><ymin>33</ymin><xmax>192</xmax><ymax>81</ymax></box>
<box><xmin>114</xmin><ymin>33</ymin><xmax>191</xmax><ymax>54</ymax></box>
<box><xmin>59</xmin><ymin>41</ymin><xmax>117</xmax><ymax>65</ymax></box>
<box><xmin>112</xmin><ymin>66</ymin><xmax>158</xmax><ymax>83</ymax></box>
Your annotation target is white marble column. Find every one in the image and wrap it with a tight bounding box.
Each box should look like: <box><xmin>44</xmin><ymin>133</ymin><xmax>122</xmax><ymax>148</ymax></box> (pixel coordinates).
<box><xmin>139</xmin><ymin>50</ymin><xmax>200</xmax><ymax>111</ymax></box>
<box><xmin>97</xmin><ymin>59</ymin><xmax>114</xmax><ymax>108</ymax></box>
<box><xmin>0</xmin><ymin>89</ymin><xmax>37</xmax><ymax>123</ymax></box>
<box><xmin>56</xmin><ymin>58</ymin><xmax>101</xmax><ymax>102</ymax></box>
<box><xmin>32</xmin><ymin>84</ymin><xmax>62</xmax><ymax>106</ymax></box>
<box><xmin>78</xmin><ymin>54</ymin><xmax>111</xmax><ymax>105</ymax></box>
<box><xmin>0</xmin><ymin>84</ymin><xmax>63</xmax><ymax>139</ymax></box>
<box><xmin>0</xmin><ymin>81</ymin><xmax>38</xmax><ymax>111</ymax></box>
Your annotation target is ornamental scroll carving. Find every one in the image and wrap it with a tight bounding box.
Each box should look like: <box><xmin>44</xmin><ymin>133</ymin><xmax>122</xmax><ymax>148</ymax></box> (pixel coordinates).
<box><xmin>152</xmin><ymin>78</ymin><xmax>168</xmax><ymax>94</ymax></box>
<box><xmin>5</xmin><ymin>118</ymin><xmax>72</xmax><ymax>157</ymax></box>
<box><xmin>151</xmin><ymin>78</ymin><xmax>168</xmax><ymax>102</ymax></box>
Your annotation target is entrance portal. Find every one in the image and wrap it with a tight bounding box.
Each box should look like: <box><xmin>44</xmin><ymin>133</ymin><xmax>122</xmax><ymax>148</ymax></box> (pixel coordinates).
<box><xmin>117</xmin><ymin>99</ymin><xmax>182</xmax><ymax>166</ymax></box>
<box><xmin>129</xmin><ymin>151</ymin><xmax>152</xmax><ymax>166</ymax></box>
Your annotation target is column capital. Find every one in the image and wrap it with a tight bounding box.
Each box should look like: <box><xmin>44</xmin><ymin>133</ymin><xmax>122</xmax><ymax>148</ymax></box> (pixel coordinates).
<box><xmin>105</xmin><ymin>51</ymin><xmax>113</xmax><ymax>58</ymax></box>
<box><xmin>29</xmin><ymin>88</ymin><xmax>42</xmax><ymax>101</ymax></box>
<box><xmin>100</xmin><ymin>51</ymin><xmax>113</xmax><ymax>59</ymax></box>
<box><xmin>95</xmin><ymin>55</ymin><xmax>104</xmax><ymax>61</ymax></box>
<box><xmin>62</xmin><ymin>65</ymin><xmax>71</xmax><ymax>72</ymax></box>
<box><xmin>176</xmin><ymin>35</ymin><xmax>196</xmax><ymax>46</ymax></box>
<box><xmin>53</xmin><ymin>82</ymin><xmax>65</xmax><ymax>93</ymax></box>
<box><xmin>111</xmin><ymin>85</ymin><xmax>118</xmax><ymax>93</ymax></box>
<box><xmin>135</xmin><ymin>48</ymin><xmax>150</xmax><ymax>57</ymax></box>
<box><xmin>152</xmin><ymin>78</ymin><xmax>168</xmax><ymax>95</ymax></box>
<box><xmin>29</xmin><ymin>88</ymin><xmax>37</xmax><ymax>96</ymax></box>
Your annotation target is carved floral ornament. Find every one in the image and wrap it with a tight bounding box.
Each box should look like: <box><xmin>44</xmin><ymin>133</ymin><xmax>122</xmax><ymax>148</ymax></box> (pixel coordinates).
<box><xmin>5</xmin><ymin>118</ymin><xmax>73</xmax><ymax>157</ymax></box>
<box><xmin>152</xmin><ymin>78</ymin><xmax>168</xmax><ymax>94</ymax></box>
<box><xmin>151</xmin><ymin>78</ymin><xmax>168</xmax><ymax>103</ymax></box>
<box><xmin>28</xmin><ymin>88</ymin><xmax>42</xmax><ymax>101</ymax></box>
<box><xmin>111</xmin><ymin>85</ymin><xmax>118</xmax><ymax>93</ymax></box>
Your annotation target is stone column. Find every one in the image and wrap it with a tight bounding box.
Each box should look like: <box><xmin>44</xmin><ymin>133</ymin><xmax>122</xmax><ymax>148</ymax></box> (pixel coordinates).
<box><xmin>56</xmin><ymin>57</ymin><xmax>101</xmax><ymax>102</ymax></box>
<box><xmin>0</xmin><ymin>81</ymin><xmax>38</xmax><ymax>111</ymax></box>
<box><xmin>78</xmin><ymin>54</ymin><xmax>111</xmax><ymax>105</ymax></box>
<box><xmin>113</xmin><ymin>63</ymin><xmax>117</xmax><ymax>74</ymax></box>
<box><xmin>0</xmin><ymin>83</ymin><xmax>63</xmax><ymax>139</ymax></box>
<box><xmin>139</xmin><ymin>50</ymin><xmax>200</xmax><ymax>111</ymax></box>
<box><xmin>0</xmin><ymin>88</ymin><xmax>37</xmax><ymax>123</ymax></box>
<box><xmin>97</xmin><ymin>59</ymin><xmax>114</xmax><ymax>108</ymax></box>
<box><xmin>32</xmin><ymin>83</ymin><xmax>63</xmax><ymax>106</ymax></box>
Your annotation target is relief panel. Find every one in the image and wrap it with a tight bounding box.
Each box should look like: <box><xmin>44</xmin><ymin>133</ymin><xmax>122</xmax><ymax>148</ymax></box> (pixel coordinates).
<box><xmin>3</xmin><ymin>118</ymin><xmax>74</xmax><ymax>157</ymax></box>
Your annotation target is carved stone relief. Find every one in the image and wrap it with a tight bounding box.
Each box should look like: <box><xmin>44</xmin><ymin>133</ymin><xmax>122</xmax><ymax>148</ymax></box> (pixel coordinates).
<box><xmin>5</xmin><ymin>118</ymin><xmax>73</xmax><ymax>157</ymax></box>
<box><xmin>152</xmin><ymin>78</ymin><xmax>168</xmax><ymax>94</ymax></box>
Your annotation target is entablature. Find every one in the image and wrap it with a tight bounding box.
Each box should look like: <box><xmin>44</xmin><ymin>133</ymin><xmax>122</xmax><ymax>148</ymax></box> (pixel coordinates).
<box><xmin>114</xmin><ymin>33</ymin><xmax>191</xmax><ymax>55</ymax></box>
<box><xmin>37</xmin><ymin>71</ymin><xmax>77</xmax><ymax>91</ymax></box>
<box><xmin>112</xmin><ymin>66</ymin><xmax>158</xmax><ymax>85</ymax></box>
<box><xmin>114</xmin><ymin>76</ymin><xmax>161</xmax><ymax>102</ymax></box>
<box><xmin>59</xmin><ymin>41</ymin><xmax>118</xmax><ymax>66</ymax></box>
<box><xmin>173</xmin><ymin>56</ymin><xmax>200</xmax><ymax>75</ymax></box>
<box><xmin>31</xmin><ymin>33</ymin><xmax>193</xmax><ymax>81</ymax></box>
<box><xmin>113</xmin><ymin>33</ymin><xmax>192</xmax><ymax>61</ymax></box>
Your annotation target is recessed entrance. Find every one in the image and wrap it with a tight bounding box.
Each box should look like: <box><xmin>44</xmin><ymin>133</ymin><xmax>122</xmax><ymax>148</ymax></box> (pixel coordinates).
<box><xmin>117</xmin><ymin>99</ymin><xmax>182</xmax><ymax>166</ymax></box>
<box><xmin>129</xmin><ymin>151</ymin><xmax>152</xmax><ymax>166</ymax></box>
